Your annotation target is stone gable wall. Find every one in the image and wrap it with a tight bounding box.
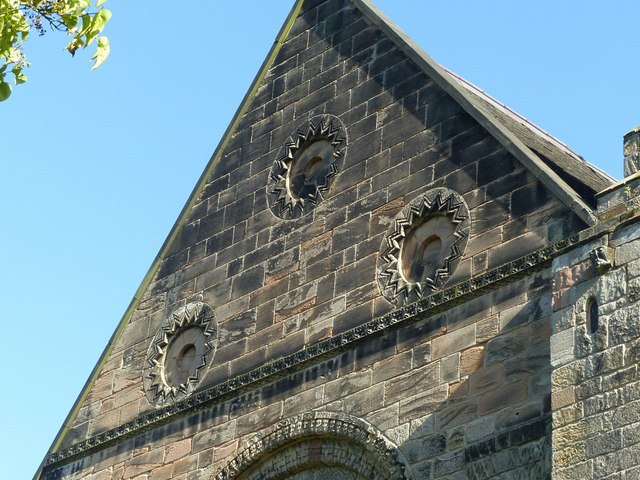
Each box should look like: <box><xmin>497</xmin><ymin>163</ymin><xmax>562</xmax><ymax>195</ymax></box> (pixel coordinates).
<box><xmin>47</xmin><ymin>0</ymin><xmax>587</xmax><ymax>479</ymax></box>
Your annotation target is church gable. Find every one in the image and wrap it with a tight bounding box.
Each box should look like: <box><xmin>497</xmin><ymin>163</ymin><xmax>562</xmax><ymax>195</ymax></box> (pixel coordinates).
<box><xmin>41</xmin><ymin>0</ymin><xmax>606</xmax><ymax>478</ymax></box>
<box><xmin>139</xmin><ymin>0</ymin><xmax>581</xmax><ymax>389</ymax></box>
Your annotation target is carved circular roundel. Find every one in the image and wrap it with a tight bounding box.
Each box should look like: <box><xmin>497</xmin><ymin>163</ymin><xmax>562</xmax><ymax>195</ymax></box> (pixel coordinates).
<box><xmin>143</xmin><ymin>302</ymin><xmax>218</xmax><ymax>407</ymax></box>
<box><xmin>267</xmin><ymin>114</ymin><xmax>347</xmax><ymax>219</ymax></box>
<box><xmin>377</xmin><ymin>187</ymin><xmax>470</xmax><ymax>306</ymax></box>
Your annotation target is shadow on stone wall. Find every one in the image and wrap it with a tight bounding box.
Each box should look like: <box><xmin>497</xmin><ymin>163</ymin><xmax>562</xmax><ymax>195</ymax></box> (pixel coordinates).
<box><xmin>393</xmin><ymin>314</ymin><xmax>553</xmax><ymax>479</ymax></box>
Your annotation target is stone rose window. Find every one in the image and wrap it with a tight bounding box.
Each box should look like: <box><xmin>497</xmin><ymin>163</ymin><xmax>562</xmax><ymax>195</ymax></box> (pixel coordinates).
<box><xmin>377</xmin><ymin>187</ymin><xmax>470</xmax><ymax>306</ymax></box>
<box><xmin>143</xmin><ymin>302</ymin><xmax>218</xmax><ymax>407</ymax></box>
<box><xmin>267</xmin><ymin>114</ymin><xmax>347</xmax><ymax>219</ymax></box>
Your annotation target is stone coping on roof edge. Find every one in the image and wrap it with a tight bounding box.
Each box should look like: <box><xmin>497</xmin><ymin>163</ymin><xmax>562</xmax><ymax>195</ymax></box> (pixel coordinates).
<box><xmin>45</xmin><ymin>233</ymin><xmax>590</xmax><ymax>470</ymax></box>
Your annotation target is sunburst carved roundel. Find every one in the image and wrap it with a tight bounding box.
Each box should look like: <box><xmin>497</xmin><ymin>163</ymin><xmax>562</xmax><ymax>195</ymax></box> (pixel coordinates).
<box><xmin>143</xmin><ymin>302</ymin><xmax>218</xmax><ymax>407</ymax></box>
<box><xmin>377</xmin><ymin>188</ymin><xmax>470</xmax><ymax>306</ymax></box>
<box><xmin>267</xmin><ymin>114</ymin><xmax>347</xmax><ymax>219</ymax></box>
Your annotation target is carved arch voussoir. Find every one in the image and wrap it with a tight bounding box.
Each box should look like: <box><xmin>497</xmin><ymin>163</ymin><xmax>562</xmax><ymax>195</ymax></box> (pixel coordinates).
<box><xmin>214</xmin><ymin>412</ymin><xmax>414</xmax><ymax>480</ymax></box>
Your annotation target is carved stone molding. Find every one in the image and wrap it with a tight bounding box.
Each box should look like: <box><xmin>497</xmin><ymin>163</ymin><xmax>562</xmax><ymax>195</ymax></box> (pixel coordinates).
<box><xmin>143</xmin><ymin>302</ymin><xmax>218</xmax><ymax>407</ymax></box>
<box><xmin>45</xmin><ymin>235</ymin><xmax>580</xmax><ymax>469</ymax></box>
<box><xmin>214</xmin><ymin>412</ymin><xmax>414</xmax><ymax>480</ymax></box>
<box><xmin>267</xmin><ymin>114</ymin><xmax>347</xmax><ymax>219</ymax></box>
<box><xmin>378</xmin><ymin>187</ymin><xmax>470</xmax><ymax>305</ymax></box>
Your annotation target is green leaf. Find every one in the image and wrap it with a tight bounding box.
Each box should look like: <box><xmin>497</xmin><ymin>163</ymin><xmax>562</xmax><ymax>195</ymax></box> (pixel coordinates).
<box><xmin>62</xmin><ymin>14</ymin><xmax>79</xmax><ymax>31</ymax></box>
<box><xmin>0</xmin><ymin>0</ymin><xmax>113</xmax><ymax>101</ymax></box>
<box><xmin>85</xmin><ymin>9</ymin><xmax>111</xmax><ymax>46</ymax></box>
<box><xmin>79</xmin><ymin>13</ymin><xmax>92</xmax><ymax>37</ymax></box>
<box><xmin>91</xmin><ymin>36</ymin><xmax>109</xmax><ymax>70</ymax></box>
<box><xmin>6</xmin><ymin>47</ymin><xmax>22</xmax><ymax>63</ymax></box>
<box><xmin>13</xmin><ymin>66</ymin><xmax>26</xmax><ymax>84</ymax></box>
<box><xmin>0</xmin><ymin>81</ymin><xmax>11</xmax><ymax>102</ymax></box>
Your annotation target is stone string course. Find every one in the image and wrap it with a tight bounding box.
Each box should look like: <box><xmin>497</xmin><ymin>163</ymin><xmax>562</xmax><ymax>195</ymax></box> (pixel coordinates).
<box><xmin>45</xmin><ymin>234</ymin><xmax>578</xmax><ymax>469</ymax></box>
<box><xmin>44</xmin><ymin>258</ymin><xmax>559</xmax><ymax>479</ymax></box>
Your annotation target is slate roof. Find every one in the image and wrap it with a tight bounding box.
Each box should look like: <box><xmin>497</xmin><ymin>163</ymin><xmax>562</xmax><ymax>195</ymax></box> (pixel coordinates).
<box><xmin>448</xmin><ymin>70</ymin><xmax>614</xmax><ymax>203</ymax></box>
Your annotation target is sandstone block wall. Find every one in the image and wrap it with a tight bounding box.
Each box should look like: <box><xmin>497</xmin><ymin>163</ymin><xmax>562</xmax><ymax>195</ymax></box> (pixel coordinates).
<box><xmin>47</xmin><ymin>270</ymin><xmax>557</xmax><ymax>480</ymax></box>
<box><xmin>551</xmin><ymin>178</ymin><xmax>640</xmax><ymax>479</ymax></box>
<box><xmin>59</xmin><ymin>0</ymin><xmax>575</xmax><ymax>452</ymax></box>
<box><xmin>42</xmin><ymin>1</ymin><xmax>596</xmax><ymax>479</ymax></box>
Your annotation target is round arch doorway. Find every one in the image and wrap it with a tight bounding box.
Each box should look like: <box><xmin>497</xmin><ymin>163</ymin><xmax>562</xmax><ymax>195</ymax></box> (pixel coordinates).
<box><xmin>214</xmin><ymin>412</ymin><xmax>414</xmax><ymax>480</ymax></box>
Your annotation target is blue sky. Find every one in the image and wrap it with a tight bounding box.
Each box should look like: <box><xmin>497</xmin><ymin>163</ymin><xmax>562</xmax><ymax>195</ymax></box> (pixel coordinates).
<box><xmin>2</xmin><ymin>1</ymin><xmax>639</xmax><ymax>477</ymax></box>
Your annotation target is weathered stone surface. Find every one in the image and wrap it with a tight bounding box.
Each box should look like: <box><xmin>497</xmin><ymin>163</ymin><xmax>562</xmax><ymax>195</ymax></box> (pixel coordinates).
<box><xmin>551</xmin><ymin>328</ymin><xmax>576</xmax><ymax>368</ymax></box>
<box><xmin>432</xmin><ymin>324</ymin><xmax>476</xmax><ymax>360</ymax></box>
<box><xmin>624</xmin><ymin>127</ymin><xmax>640</xmax><ymax>177</ymax></box>
<box><xmin>460</xmin><ymin>346</ymin><xmax>485</xmax><ymax>377</ymax></box>
<box><xmin>386</xmin><ymin>363</ymin><xmax>440</xmax><ymax>404</ymax></box>
<box><xmin>44</xmin><ymin>2</ymin><xmax>633</xmax><ymax>480</ymax></box>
